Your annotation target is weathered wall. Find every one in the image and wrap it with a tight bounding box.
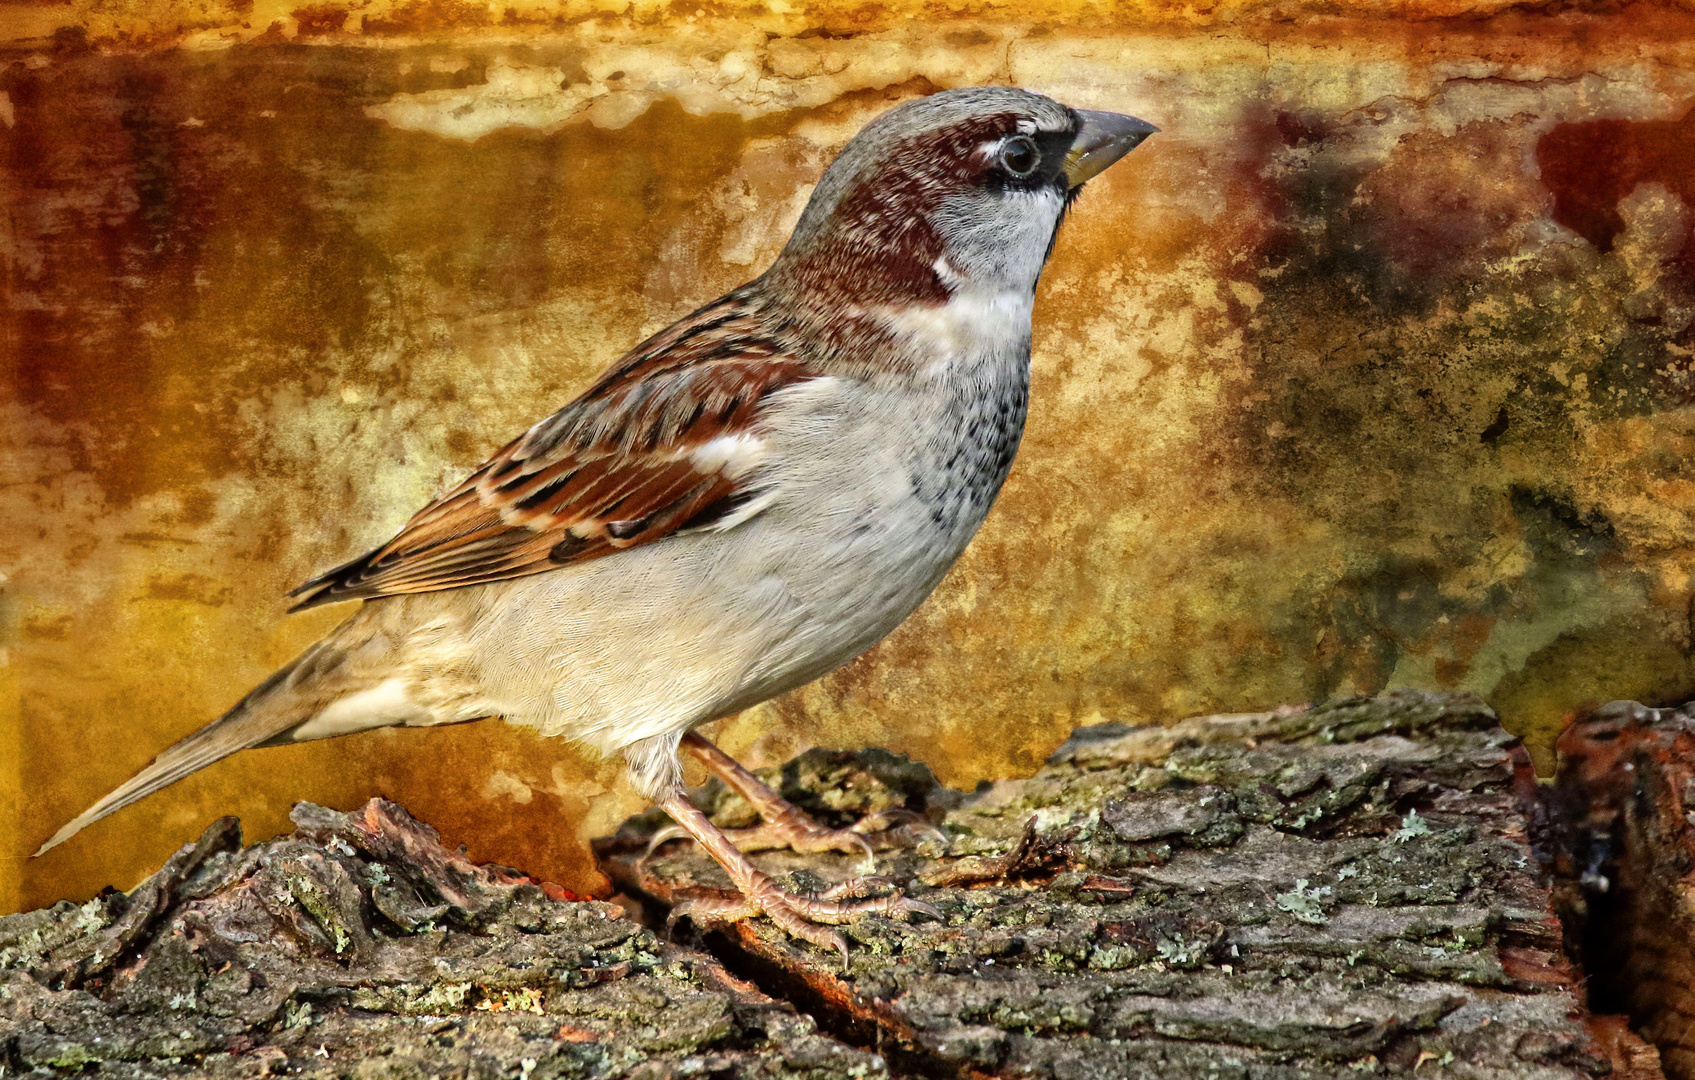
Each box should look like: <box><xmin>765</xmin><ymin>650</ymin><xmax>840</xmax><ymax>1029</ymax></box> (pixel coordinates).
<box><xmin>6</xmin><ymin>0</ymin><xmax>1695</xmax><ymax>912</ymax></box>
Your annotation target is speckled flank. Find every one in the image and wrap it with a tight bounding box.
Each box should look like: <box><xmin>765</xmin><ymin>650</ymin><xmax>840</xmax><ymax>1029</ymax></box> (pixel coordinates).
<box><xmin>6</xmin><ymin>7</ymin><xmax>1695</xmax><ymax>911</ymax></box>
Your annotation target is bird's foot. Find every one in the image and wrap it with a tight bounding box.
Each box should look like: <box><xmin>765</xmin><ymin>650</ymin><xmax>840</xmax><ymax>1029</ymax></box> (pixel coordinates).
<box><xmin>852</xmin><ymin>806</ymin><xmax>951</xmax><ymax>848</ymax></box>
<box><xmin>730</xmin><ymin>805</ymin><xmax>948</xmax><ymax>861</ymax></box>
<box><xmin>728</xmin><ymin>815</ymin><xmax>876</xmax><ymax>859</ymax></box>
<box><xmin>642</xmin><ymin>806</ymin><xmax>875</xmax><ymax>867</ymax></box>
<box><xmin>654</xmin><ymin>789</ymin><xmax>942</xmax><ymax>962</ymax></box>
<box><xmin>671</xmin><ymin>731</ymin><xmax>946</xmax><ymax>867</ymax></box>
<box><xmin>643</xmin><ymin>805</ymin><xmax>945</xmax><ymax>868</ymax></box>
<box><xmin>669</xmin><ymin>874</ymin><xmax>941</xmax><ymax>964</ymax></box>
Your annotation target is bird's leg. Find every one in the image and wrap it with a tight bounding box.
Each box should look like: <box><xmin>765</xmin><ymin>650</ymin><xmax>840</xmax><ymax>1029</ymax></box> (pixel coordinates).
<box><xmin>655</xmin><ymin>788</ymin><xmax>939</xmax><ymax>962</ymax></box>
<box><xmin>676</xmin><ymin>731</ymin><xmax>883</xmax><ymax>864</ymax></box>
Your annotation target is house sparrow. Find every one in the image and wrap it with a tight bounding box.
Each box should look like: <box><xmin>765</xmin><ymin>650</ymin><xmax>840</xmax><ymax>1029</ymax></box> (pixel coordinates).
<box><xmin>39</xmin><ymin>86</ymin><xmax>1156</xmax><ymax>957</ymax></box>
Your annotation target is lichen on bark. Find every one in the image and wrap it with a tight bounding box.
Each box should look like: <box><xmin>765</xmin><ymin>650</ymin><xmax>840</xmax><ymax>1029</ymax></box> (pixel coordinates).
<box><xmin>602</xmin><ymin>691</ymin><xmax>1618</xmax><ymax>1077</ymax></box>
<box><xmin>0</xmin><ymin>690</ymin><xmax>1650</xmax><ymax>1078</ymax></box>
<box><xmin>0</xmin><ymin>801</ymin><xmax>885</xmax><ymax>1079</ymax></box>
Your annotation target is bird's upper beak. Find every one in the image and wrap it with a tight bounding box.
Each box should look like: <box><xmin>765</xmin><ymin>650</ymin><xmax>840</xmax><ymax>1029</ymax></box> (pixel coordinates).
<box><xmin>1062</xmin><ymin>110</ymin><xmax>1160</xmax><ymax>188</ymax></box>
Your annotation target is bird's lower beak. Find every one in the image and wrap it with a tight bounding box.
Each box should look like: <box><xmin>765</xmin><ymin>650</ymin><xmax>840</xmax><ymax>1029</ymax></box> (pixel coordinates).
<box><xmin>1063</xmin><ymin>110</ymin><xmax>1160</xmax><ymax>188</ymax></box>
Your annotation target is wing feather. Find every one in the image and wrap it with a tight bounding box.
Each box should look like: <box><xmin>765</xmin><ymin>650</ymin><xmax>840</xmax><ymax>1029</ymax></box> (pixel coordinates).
<box><xmin>288</xmin><ymin>296</ymin><xmax>810</xmax><ymax>610</ymax></box>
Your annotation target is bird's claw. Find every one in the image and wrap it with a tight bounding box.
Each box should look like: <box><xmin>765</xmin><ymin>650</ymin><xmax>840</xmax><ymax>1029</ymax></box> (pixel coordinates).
<box><xmin>852</xmin><ymin>808</ymin><xmax>950</xmax><ymax>851</ymax></box>
<box><xmin>638</xmin><ymin>823</ymin><xmax>693</xmax><ymax>869</ymax></box>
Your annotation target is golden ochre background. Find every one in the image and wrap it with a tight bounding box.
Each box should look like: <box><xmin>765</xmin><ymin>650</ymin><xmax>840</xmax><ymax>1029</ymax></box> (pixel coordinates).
<box><xmin>5</xmin><ymin>0</ymin><xmax>1695</xmax><ymax>910</ymax></box>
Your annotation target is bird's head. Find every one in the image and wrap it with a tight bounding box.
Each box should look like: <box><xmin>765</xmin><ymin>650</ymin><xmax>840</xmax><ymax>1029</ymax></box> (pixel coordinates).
<box><xmin>766</xmin><ymin>86</ymin><xmax>1157</xmax><ymax>309</ymax></box>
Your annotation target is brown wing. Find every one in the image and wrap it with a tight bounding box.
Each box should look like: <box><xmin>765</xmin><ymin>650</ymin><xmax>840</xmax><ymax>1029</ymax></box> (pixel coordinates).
<box><xmin>288</xmin><ymin>295</ymin><xmax>811</xmax><ymax>610</ymax></box>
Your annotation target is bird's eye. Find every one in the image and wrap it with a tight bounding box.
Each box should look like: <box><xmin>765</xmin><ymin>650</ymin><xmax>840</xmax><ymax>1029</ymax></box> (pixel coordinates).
<box><xmin>998</xmin><ymin>136</ymin><xmax>1040</xmax><ymax>177</ymax></box>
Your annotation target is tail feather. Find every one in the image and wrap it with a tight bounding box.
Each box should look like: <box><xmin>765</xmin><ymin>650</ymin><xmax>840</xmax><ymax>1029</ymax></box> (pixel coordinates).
<box><xmin>35</xmin><ymin>638</ymin><xmax>352</xmax><ymax>857</ymax></box>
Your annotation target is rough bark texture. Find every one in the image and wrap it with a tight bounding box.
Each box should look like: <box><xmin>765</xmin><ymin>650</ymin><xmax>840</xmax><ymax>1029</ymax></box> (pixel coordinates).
<box><xmin>599</xmin><ymin>691</ymin><xmax>1628</xmax><ymax>1078</ymax></box>
<box><xmin>0</xmin><ymin>690</ymin><xmax>1668</xmax><ymax>1078</ymax></box>
<box><xmin>0</xmin><ymin>800</ymin><xmax>884</xmax><ymax>1078</ymax></box>
<box><xmin>1544</xmin><ymin>701</ymin><xmax>1695</xmax><ymax>1080</ymax></box>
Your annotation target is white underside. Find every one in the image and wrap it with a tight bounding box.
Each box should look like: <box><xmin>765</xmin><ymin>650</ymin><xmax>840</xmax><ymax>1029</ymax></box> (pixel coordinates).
<box><xmin>288</xmin><ymin>677</ymin><xmax>431</xmax><ymax>740</ymax></box>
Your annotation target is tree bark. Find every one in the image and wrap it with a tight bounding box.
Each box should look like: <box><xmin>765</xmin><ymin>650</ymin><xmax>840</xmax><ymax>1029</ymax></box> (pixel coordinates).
<box><xmin>1544</xmin><ymin>700</ymin><xmax>1695</xmax><ymax>1080</ymax></box>
<box><xmin>0</xmin><ymin>800</ymin><xmax>883</xmax><ymax>1078</ymax></box>
<box><xmin>0</xmin><ymin>690</ymin><xmax>1666</xmax><ymax>1078</ymax></box>
<box><xmin>601</xmin><ymin>691</ymin><xmax>1649</xmax><ymax>1079</ymax></box>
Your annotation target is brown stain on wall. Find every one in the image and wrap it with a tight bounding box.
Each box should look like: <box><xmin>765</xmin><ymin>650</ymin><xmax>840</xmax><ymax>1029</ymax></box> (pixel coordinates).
<box><xmin>6</xmin><ymin>7</ymin><xmax>1695</xmax><ymax>911</ymax></box>
<box><xmin>1539</xmin><ymin>108</ymin><xmax>1695</xmax><ymax>271</ymax></box>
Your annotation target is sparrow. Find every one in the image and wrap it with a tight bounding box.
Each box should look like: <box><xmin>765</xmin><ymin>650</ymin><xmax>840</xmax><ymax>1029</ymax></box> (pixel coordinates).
<box><xmin>39</xmin><ymin>86</ymin><xmax>1156</xmax><ymax>957</ymax></box>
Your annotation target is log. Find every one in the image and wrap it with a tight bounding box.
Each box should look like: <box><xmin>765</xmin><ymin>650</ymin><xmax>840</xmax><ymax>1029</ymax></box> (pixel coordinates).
<box><xmin>0</xmin><ymin>800</ymin><xmax>885</xmax><ymax>1078</ymax></box>
<box><xmin>599</xmin><ymin>691</ymin><xmax>1644</xmax><ymax>1078</ymax></box>
<box><xmin>1545</xmin><ymin>701</ymin><xmax>1695</xmax><ymax>1080</ymax></box>
<box><xmin>0</xmin><ymin>690</ymin><xmax>1668</xmax><ymax>1078</ymax></box>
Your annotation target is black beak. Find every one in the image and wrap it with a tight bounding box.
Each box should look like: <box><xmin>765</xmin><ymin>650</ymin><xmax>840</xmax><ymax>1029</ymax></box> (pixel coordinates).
<box><xmin>1062</xmin><ymin>110</ymin><xmax>1159</xmax><ymax>188</ymax></box>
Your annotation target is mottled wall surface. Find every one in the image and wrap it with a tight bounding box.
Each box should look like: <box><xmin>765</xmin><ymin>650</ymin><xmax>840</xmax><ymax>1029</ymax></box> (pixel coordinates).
<box><xmin>6</xmin><ymin>0</ymin><xmax>1695</xmax><ymax>911</ymax></box>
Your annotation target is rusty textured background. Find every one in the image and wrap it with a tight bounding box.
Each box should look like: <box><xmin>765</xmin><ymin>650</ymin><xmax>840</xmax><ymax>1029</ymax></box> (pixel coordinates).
<box><xmin>5</xmin><ymin>0</ymin><xmax>1695</xmax><ymax>912</ymax></box>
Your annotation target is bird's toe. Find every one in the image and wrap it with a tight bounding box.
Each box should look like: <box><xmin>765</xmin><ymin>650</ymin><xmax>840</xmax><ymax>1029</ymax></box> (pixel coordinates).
<box><xmin>722</xmin><ymin>819</ymin><xmax>876</xmax><ymax>868</ymax></box>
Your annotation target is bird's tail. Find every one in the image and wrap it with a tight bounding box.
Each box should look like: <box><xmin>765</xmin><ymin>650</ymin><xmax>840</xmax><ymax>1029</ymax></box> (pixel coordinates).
<box><xmin>36</xmin><ymin>629</ymin><xmax>363</xmax><ymax>857</ymax></box>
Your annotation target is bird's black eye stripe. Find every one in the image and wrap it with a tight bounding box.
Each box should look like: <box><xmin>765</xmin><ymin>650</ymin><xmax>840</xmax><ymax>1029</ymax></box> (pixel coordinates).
<box><xmin>998</xmin><ymin>135</ymin><xmax>1040</xmax><ymax>177</ymax></box>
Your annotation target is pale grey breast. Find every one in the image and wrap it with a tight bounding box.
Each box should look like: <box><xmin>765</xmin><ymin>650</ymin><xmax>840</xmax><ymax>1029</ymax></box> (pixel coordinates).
<box><xmin>908</xmin><ymin>358</ymin><xmax>1032</xmax><ymax>536</ymax></box>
